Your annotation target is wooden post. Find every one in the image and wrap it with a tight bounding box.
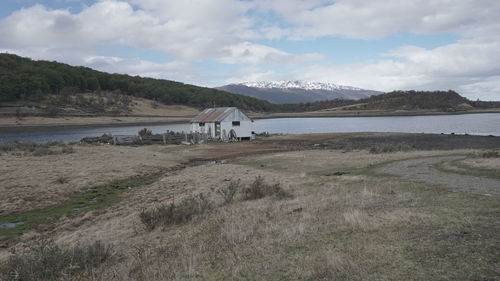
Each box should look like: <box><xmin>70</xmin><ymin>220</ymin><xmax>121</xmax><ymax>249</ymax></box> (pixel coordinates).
<box><xmin>162</xmin><ymin>133</ymin><xmax>166</xmax><ymax>145</ymax></box>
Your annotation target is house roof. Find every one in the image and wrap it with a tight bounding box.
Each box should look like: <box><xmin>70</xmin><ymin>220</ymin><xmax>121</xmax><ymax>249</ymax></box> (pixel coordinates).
<box><xmin>190</xmin><ymin>107</ymin><xmax>244</xmax><ymax>123</ymax></box>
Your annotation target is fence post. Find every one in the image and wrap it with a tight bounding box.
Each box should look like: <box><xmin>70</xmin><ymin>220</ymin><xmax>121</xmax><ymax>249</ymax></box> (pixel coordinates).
<box><xmin>162</xmin><ymin>133</ymin><xmax>166</xmax><ymax>145</ymax></box>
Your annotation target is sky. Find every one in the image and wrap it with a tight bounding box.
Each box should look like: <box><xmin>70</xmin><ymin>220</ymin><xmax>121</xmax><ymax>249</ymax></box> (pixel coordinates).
<box><xmin>1</xmin><ymin>0</ymin><xmax>500</xmax><ymax>101</ymax></box>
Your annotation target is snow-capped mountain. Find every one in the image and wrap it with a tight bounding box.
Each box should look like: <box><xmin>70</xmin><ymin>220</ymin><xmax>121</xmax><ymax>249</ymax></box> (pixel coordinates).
<box><xmin>239</xmin><ymin>81</ymin><xmax>362</xmax><ymax>91</ymax></box>
<box><xmin>216</xmin><ymin>81</ymin><xmax>382</xmax><ymax>104</ymax></box>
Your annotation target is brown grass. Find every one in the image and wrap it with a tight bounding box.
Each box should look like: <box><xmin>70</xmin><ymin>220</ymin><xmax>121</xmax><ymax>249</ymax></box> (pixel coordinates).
<box><xmin>1</xmin><ymin>136</ymin><xmax>498</xmax><ymax>280</ymax></box>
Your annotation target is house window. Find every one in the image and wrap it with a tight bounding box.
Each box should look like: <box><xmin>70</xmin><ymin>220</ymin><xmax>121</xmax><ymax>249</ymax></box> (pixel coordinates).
<box><xmin>232</xmin><ymin>121</ymin><xmax>240</xmax><ymax>126</ymax></box>
<box><xmin>199</xmin><ymin>122</ymin><xmax>205</xmax><ymax>127</ymax></box>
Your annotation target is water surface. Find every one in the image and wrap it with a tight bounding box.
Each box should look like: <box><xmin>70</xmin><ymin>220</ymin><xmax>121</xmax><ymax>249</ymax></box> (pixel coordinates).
<box><xmin>1</xmin><ymin>113</ymin><xmax>499</xmax><ymax>143</ymax></box>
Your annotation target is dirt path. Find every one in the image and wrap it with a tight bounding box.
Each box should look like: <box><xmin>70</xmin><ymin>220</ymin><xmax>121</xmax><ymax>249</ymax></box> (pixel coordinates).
<box><xmin>377</xmin><ymin>156</ymin><xmax>500</xmax><ymax>196</ymax></box>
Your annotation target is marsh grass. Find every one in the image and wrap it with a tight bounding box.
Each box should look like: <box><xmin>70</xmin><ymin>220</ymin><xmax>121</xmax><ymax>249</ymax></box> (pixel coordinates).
<box><xmin>0</xmin><ymin>141</ymin><xmax>75</xmax><ymax>156</ymax></box>
<box><xmin>0</xmin><ymin>171</ymin><xmax>163</xmax><ymax>239</ymax></box>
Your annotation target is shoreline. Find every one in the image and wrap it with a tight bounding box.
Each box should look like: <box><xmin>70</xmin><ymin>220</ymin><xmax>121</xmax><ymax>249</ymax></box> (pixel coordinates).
<box><xmin>0</xmin><ymin>119</ymin><xmax>190</xmax><ymax>133</ymax></box>
<box><xmin>251</xmin><ymin>109</ymin><xmax>500</xmax><ymax>119</ymax></box>
<box><xmin>0</xmin><ymin>110</ymin><xmax>499</xmax><ymax>134</ymax></box>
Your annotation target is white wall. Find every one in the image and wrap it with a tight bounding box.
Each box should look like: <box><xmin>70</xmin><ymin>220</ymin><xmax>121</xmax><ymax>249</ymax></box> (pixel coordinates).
<box><xmin>190</xmin><ymin>108</ymin><xmax>254</xmax><ymax>139</ymax></box>
<box><xmin>220</xmin><ymin>120</ymin><xmax>253</xmax><ymax>138</ymax></box>
<box><xmin>191</xmin><ymin>122</ymin><xmax>216</xmax><ymax>138</ymax></box>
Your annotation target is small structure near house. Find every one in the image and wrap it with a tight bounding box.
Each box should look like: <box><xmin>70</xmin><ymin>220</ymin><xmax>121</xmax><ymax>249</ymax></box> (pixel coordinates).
<box><xmin>190</xmin><ymin>107</ymin><xmax>255</xmax><ymax>141</ymax></box>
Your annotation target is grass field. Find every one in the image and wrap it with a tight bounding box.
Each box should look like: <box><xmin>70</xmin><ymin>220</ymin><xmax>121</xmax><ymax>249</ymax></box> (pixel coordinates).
<box><xmin>0</xmin><ymin>133</ymin><xmax>499</xmax><ymax>280</ymax></box>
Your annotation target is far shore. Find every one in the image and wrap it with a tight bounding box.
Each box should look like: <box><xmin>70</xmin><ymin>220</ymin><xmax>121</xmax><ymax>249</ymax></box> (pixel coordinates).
<box><xmin>1</xmin><ymin>109</ymin><xmax>499</xmax><ymax>134</ymax></box>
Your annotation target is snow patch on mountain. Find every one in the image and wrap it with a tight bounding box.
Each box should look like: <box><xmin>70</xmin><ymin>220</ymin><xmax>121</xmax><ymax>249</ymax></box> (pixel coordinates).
<box><xmin>237</xmin><ymin>81</ymin><xmax>363</xmax><ymax>91</ymax></box>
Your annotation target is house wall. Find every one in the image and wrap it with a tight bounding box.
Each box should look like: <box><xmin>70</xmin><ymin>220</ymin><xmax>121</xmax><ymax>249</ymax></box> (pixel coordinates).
<box><xmin>191</xmin><ymin>122</ymin><xmax>216</xmax><ymax>138</ymax></box>
<box><xmin>220</xmin><ymin>120</ymin><xmax>253</xmax><ymax>138</ymax></box>
<box><xmin>190</xmin><ymin>108</ymin><xmax>254</xmax><ymax>139</ymax></box>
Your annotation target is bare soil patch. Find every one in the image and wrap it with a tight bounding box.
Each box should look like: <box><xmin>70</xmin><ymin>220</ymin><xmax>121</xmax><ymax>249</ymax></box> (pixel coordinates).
<box><xmin>377</xmin><ymin>156</ymin><xmax>500</xmax><ymax>196</ymax></box>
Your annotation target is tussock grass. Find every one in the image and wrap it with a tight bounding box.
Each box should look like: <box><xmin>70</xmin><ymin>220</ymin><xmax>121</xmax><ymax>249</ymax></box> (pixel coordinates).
<box><xmin>140</xmin><ymin>177</ymin><xmax>293</xmax><ymax>231</ymax></box>
<box><xmin>0</xmin><ymin>240</ymin><xmax>115</xmax><ymax>281</ymax></box>
<box><xmin>139</xmin><ymin>193</ymin><xmax>214</xmax><ymax>230</ymax></box>
<box><xmin>242</xmin><ymin>176</ymin><xmax>293</xmax><ymax>200</ymax></box>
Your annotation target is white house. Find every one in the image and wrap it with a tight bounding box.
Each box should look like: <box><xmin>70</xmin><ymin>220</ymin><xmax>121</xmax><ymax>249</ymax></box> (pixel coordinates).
<box><xmin>190</xmin><ymin>107</ymin><xmax>255</xmax><ymax>140</ymax></box>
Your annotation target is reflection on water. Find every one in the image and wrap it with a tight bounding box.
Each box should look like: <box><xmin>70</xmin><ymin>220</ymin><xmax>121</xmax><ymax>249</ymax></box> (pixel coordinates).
<box><xmin>1</xmin><ymin>113</ymin><xmax>499</xmax><ymax>143</ymax></box>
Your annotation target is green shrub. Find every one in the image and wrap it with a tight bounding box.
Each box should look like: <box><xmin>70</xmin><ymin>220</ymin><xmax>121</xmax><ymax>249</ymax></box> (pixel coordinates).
<box><xmin>0</xmin><ymin>240</ymin><xmax>115</xmax><ymax>281</ymax></box>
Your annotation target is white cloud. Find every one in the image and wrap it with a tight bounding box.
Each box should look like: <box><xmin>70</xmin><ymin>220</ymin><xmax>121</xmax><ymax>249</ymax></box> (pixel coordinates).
<box><xmin>1</xmin><ymin>0</ymin><xmax>500</xmax><ymax>100</ymax></box>
<box><xmin>219</xmin><ymin>42</ymin><xmax>324</xmax><ymax>65</ymax></box>
<box><xmin>292</xmin><ymin>36</ymin><xmax>500</xmax><ymax>100</ymax></box>
<box><xmin>258</xmin><ymin>0</ymin><xmax>500</xmax><ymax>40</ymax></box>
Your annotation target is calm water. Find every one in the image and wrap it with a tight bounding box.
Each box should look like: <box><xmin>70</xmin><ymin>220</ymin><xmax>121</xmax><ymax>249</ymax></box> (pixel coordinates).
<box><xmin>1</xmin><ymin>113</ymin><xmax>499</xmax><ymax>143</ymax></box>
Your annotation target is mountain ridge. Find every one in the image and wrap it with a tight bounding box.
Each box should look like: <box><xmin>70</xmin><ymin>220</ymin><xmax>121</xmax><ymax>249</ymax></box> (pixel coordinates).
<box><xmin>216</xmin><ymin>81</ymin><xmax>382</xmax><ymax>104</ymax></box>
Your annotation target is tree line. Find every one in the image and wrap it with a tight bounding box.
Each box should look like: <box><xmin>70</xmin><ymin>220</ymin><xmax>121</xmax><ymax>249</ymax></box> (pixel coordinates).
<box><xmin>0</xmin><ymin>54</ymin><xmax>278</xmax><ymax>111</ymax></box>
<box><xmin>1</xmin><ymin>53</ymin><xmax>498</xmax><ymax>112</ymax></box>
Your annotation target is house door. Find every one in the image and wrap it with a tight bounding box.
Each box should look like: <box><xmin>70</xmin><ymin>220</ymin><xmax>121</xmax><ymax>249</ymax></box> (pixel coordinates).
<box><xmin>215</xmin><ymin>122</ymin><xmax>221</xmax><ymax>138</ymax></box>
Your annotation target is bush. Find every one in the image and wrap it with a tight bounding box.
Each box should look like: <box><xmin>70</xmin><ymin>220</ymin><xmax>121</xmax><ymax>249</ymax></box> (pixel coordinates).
<box><xmin>479</xmin><ymin>150</ymin><xmax>499</xmax><ymax>158</ymax></box>
<box><xmin>242</xmin><ymin>176</ymin><xmax>293</xmax><ymax>201</ymax></box>
<box><xmin>140</xmin><ymin>193</ymin><xmax>214</xmax><ymax>231</ymax></box>
<box><xmin>61</xmin><ymin>145</ymin><xmax>74</xmax><ymax>154</ymax></box>
<box><xmin>55</xmin><ymin>175</ymin><xmax>69</xmax><ymax>184</ymax></box>
<box><xmin>138</xmin><ymin>128</ymin><xmax>153</xmax><ymax>137</ymax></box>
<box><xmin>217</xmin><ymin>180</ymin><xmax>240</xmax><ymax>204</ymax></box>
<box><xmin>32</xmin><ymin>147</ymin><xmax>54</xmax><ymax>156</ymax></box>
<box><xmin>0</xmin><ymin>240</ymin><xmax>115</xmax><ymax>281</ymax></box>
<box><xmin>369</xmin><ymin>143</ymin><xmax>414</xmax><ymax>154</ymax></box>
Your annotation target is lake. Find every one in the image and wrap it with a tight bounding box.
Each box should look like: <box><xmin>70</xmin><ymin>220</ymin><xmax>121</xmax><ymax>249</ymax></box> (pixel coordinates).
<box><xmin>1</xmin><ymin>113</ymin><xmax>499</xmax><ymax>143</ymax></box>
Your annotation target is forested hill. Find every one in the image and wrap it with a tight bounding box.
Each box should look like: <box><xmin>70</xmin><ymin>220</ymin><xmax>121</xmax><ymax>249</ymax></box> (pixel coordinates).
<box><xmin>344</xmin><ymin>90</ymin><xmax>500</xmax><ymax>111</ymax></box>
<box><xmin>1</xmin><ymin>54</ymin><xmax>498</xmax><ymax>114</ymax></box>
<box><xmin>0</xmin><ymin>53</ymin><xmax>276</xmax><ymax>111</ymax></box>
<box><xmin>290</xmin><ymin>90</ymin><xmax>500</xmax><ymax>112</ymax></box>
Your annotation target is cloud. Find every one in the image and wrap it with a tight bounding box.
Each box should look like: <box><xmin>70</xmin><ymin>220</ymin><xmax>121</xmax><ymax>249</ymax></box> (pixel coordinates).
<box><xmin>219</xmin><ymin>42</ymin><xmax>324</xmax><ymax>65</ymax></box>
<box><xmin>258</xmin><ymin>0</ymin><xmax>500</xmax><ymax>40</ymax></box>
<box><xmin>0</xmin><ymin>0</ymin><xmax>499</xmax><ymax>100</ymax></box>
<box><xmin>292</xmin><ymin>36</ymin><xmax>500</xmax><ymax>100</ymax></box>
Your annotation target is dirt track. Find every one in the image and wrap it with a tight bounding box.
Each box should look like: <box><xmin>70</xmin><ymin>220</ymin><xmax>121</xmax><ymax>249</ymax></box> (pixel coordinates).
<box><xmin>377</xmin><ymin>156</ymin><xmax>500</xmax><ymax>196</ymax></box>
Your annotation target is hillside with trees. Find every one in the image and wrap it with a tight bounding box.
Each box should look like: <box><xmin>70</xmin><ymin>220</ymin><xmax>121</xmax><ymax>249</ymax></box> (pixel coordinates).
<box><xmin>0</xmin><ymin>54</ymin><xmax>276</xmax><ymax>112</ymax></box>
<box><xmin>1</xmin><ymin>53</ymin><xmax>498</xmax><ymax>116</ymax></box>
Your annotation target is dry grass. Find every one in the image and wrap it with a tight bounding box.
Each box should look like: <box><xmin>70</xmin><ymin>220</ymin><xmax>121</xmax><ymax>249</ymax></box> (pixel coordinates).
<box><xmin>0</xmin><ymin>240</ymin><xmax>115</xmax><ymax>281</ymax></box>
<box><xmin>0</xmin><ymin>144</ymin><xmax>186</xmax><ymax>213</ymax></box>
<box><xmin>1</xmin><ymin>138</ymin><xmax>498</xmax><ymax>280</ymax></box>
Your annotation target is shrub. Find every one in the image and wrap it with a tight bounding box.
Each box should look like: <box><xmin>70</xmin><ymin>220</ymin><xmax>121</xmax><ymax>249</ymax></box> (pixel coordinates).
<box><xmin>217</xmin><ymin>180</ymin><xmax>240</xmax><ymax>204</ymax></box>
<box><xmin>140</xmin><ymin>193</ymin><xmax>214</xmax><ymax>231</ymax></box>
<box><xmin>61</xmin><ymin>145</ymin><xmax>74</xmax><ymax>154</ymax></box>
<box><xmin>479</xmin><ymin>150</ymin><xmax>499</xmax><ymax>158</ymax></box>
<box><xmin>0</xmin><ymin>240</ymin><xmax>115</xmax><ymax>281</ymax></box>
<box><xmin>242</xmin><ymin>176</ymin><xmax>293</xmax><ymax>201</ymax></box>
<box><xmin>55</xmin><ymin>175</ymin><xmax>69</xmax><ymax>184</ymax></box>
<box><xmin>32</xmin><ymin>147</ymin><xmax>54</xmax><ymax>156</ymax></box>
<box><xmin>369</xmin><ymin>143</ymin><xmax>414</xmax><ymax>154</ymax></box>
<box><xmin>138</xmin><ymin>128</ymin><xmax>153</xmax><ymax>137</ymax></box>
